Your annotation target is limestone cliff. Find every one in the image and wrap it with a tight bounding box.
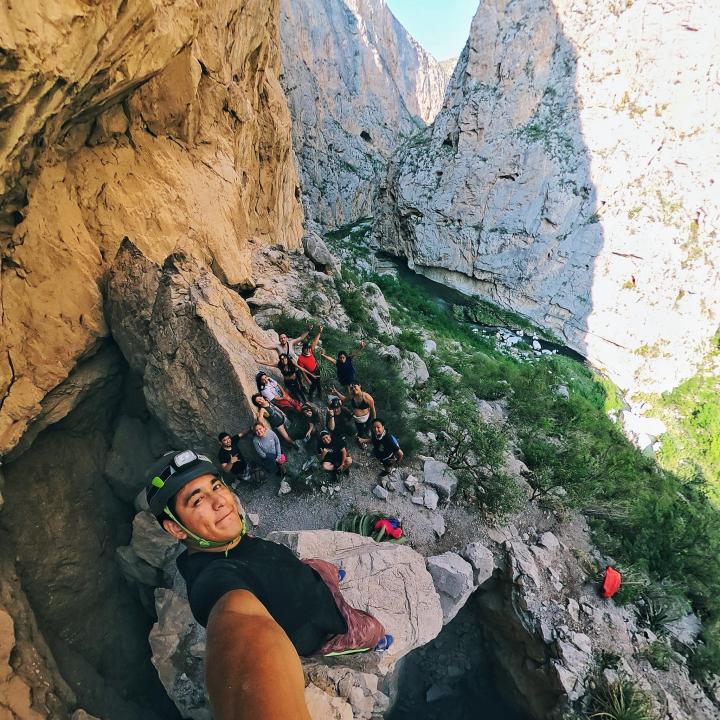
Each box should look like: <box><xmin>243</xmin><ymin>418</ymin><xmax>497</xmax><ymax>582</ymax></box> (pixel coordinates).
<box><xmin>375</xmin><ymin>0</ymin><xmax>720</xmax><ymax>394</ymax></box>
<box><xmin>280</xmin><ymin>0</ymin><xmax>450</xmax><ymax>226</ymax></box>
<box><xmin>0</xmin><ymin>0</ymin><xmax>303</xmax><ymax>458</ymax></box>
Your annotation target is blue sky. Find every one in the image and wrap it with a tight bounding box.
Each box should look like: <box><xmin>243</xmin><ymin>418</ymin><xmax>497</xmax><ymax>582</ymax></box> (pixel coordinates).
<box><xmin>385</xmin><ymin>0</ymin><xmax>478</xmax><ymax>61</ymax></box>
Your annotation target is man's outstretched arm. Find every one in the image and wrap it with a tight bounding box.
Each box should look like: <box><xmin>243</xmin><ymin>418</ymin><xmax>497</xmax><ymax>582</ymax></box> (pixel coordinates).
<box><xmin>205</xmin><ymin>589</ymin><xmax>311</xmax><ymax>720</ymax></box>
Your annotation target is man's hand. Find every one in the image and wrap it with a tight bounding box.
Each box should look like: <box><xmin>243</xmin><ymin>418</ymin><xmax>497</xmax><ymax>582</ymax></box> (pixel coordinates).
<box><xmin>230</xmin><ymin>455</ymin><xmax>239</xmax><ymax>464</ymax></box>
<box><xmin>205</xmin><ymin>591</ymin><xmax>311</xmax><ymax>720</ymax></box>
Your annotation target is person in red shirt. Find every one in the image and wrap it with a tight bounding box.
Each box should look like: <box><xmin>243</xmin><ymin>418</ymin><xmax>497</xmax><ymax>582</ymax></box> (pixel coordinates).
<box><xmin>297</xmin><ymin>325</ymin><xmax>324</xmax><ymax>400</ymax></box>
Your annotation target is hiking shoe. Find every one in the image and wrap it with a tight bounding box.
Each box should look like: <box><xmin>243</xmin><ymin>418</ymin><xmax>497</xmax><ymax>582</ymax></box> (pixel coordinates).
<box><xmin>373</xmin><ymin>634</ymin><xmax>393</xmax><ymax>652</ymax></box>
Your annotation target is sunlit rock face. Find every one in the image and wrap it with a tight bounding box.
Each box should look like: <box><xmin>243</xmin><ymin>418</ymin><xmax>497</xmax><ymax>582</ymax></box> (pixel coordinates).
<box><xmin>375</xmin><ymin>0</ymin><xmax>720</xmax><ymax>393</ymax></box>
<box><xmin>0</xmin><ymin>0</ymin><xmax>303</xmax><ymax>456</ymax></box>
<box><xmin>280</xmin><ymin>0</ymin><xmax>451</xmax><ymax>227</ymax></box>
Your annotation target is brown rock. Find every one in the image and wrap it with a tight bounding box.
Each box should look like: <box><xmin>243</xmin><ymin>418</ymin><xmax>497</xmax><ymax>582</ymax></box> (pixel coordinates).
<box><xmin>0</xmin><ymin>0</ymin><xmax>302</xmax><ymax>457</ymax></box>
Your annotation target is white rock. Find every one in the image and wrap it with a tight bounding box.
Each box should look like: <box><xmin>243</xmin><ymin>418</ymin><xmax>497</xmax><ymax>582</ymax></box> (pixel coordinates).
<box><xmin>372</xmin><ymin>485</ymin><xmax>389</xmax><ymax>500</ymax></box>
<box><xmin>404</xmin><ymin>475</ymin><xmax>419</xmax><ymax>491</ymax></box>
<box><xmin>426</xmin><ymin>552</ymin><xmax>475</xmax><ymax>623</ymax></box>
<box><xmin>411</xmin><ymin>493</ymin><xmax>425</xmax><ymax>505</ymax></box>
<box><xmin>247</xmin><ymin>513</ymin><xmax>260</xmax><ymax>527</ymax></box>
<box><xmin>461</xmin><ymin>542</ymin><xmax>494</xmax><ymax>586</ymax></box>
<box><xmin>423</xmin><ymin>486</ymin><xmax>439</xmax><ymax>510</ymax></box>
<box><xmin>278</xmin><ymin>480</ymin><xmax>292</xmax><ymax>496</ymax></box>
<box><xmin>532</xmin><ymin>340</ymin><xmax>542</xmax><ymax>350</ymax></box>
<box><xmin>422</xmin><ymin>458</ymin><xmax>458</xmax><ymax>499</ymax></box>
<box><xmin>538</xmin><ymin>531</ymin><xmax>560</xmax><ymax>552</ymax></box>
<box><xmin>423</xmin><ymin>338</ymin><xmax>437</xmax><ymax>354</ymax></box>
<box><xmin>430</xmin><ymin>513</ymin><xmax>446</xmax><ymax>539</ymax></box>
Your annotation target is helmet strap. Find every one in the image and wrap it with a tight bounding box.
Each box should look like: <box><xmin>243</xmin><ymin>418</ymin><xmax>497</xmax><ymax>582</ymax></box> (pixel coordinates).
<box><xmin>163</xmin><ymin>505</ymin><xmax>243</xmax><ymax>549</ymax></box>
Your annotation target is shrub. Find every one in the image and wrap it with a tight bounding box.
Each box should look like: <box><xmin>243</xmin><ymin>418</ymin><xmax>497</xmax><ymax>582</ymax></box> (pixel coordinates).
<box><xmin>640</xmin><ymin>641</ymin><xmax>676</xmax><ymax>671</ymax></box>
<box><xmin>586</xmin><ymin>675</ymin><xmax>655</xmax><ymax>720</ymax></box>
<box><xmin>422</xmin><ymin>392</ymin><xmax>522</xmax><ymax>518</ymax></box>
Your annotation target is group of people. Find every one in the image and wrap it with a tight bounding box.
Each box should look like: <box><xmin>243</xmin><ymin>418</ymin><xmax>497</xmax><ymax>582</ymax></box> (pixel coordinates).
<box><xmin>218</xmin><ymin>325</ymin><xmax>404</xmax><ymax>484</ymax></box>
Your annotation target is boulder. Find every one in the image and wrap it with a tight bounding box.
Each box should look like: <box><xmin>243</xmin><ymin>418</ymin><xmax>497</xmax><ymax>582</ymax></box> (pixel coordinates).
<box><xmin>303</xmin><ymin>231</ymin><xmax>338</xmax><ymax>273</ymax></box>
<box><xmin>130</xmin><ymin>511</ymin><xmax>181</xmax><ymax>572</ymax></box>
<box><xmin>149</xmin><ymin>531</ymin><xmax>443</xmax><ymax>716</ymax></box>
<box><xmin>107</xmin><ymin>242</ymin><xmax>276</xmax><ymax>449</ymax></box>
<box><xmin>372</xmin><ymin>485</ymin><xmax>389</xmax><ymax>500</ymax></box>
<box><xmin>361</xmin><ymin>283</ymin><xmax>397</xmax><ymax>337</ymax></box>
<box><xmin>422</xmin><ymin>458</ymin><xmax>458</xmax><ymax>499</ymax></box>
<box><xmin>426</xmin><ymin>552</ymin><xmax>475</xmax><ymax>624</ymax></box>
<box><xmin>399</xmin><ymin>351</ymin><xmax>429</xmax><ymax>387</ymax></box>
<box><xmin>462</xmin><ymin>542</ymin><xmax>495</xmax><ymax>586</ymax></box>
<box><xmin>423</xmin><ymin>486</ymin><xmax>439</xmax><ymax>510</ymax></box>
<box><xmin>423</xmin><ymin>339</ymin><xmax>437</xmax><ymax>355</ymax></box>
<box><xmin>304</xmin><ymin>684</ymin><xmax>353</xmax><ymax>720</ymax></box>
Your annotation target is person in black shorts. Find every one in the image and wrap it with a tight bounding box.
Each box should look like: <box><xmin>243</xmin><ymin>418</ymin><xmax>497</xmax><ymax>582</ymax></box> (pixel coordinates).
<box><xmin>317</xmin><ymin>429</ymin><xmax>352</xmax><ymax>477</ymax></box>
<box><xmin>299</xmin><ymin>404</ymin><xmax>321</xmax><ymax>445</ymax></box>
<box><xmin>371</xmin><ymin>418</ymin><xmax>404</xmax><ymax>477</ymax></box>
<box><xmin>145</xmin><ymin>451</ymin><xmax>391</xmax><ymax>719</ymax></box>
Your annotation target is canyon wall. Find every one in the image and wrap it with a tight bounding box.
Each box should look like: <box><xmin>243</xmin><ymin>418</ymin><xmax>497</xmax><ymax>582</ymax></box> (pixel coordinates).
<box><xmin>0</xmin><ymin>0</ymin><xmax>303</xmax><ymax>459</ymax></box>
<box><xmin>280</xmin><ymin>0</ymin><xmax>450</xmax><ymax>227</ymax></box>
<box><xmin>375</xmin><ymin>0</ymin><xmax>720</xmax><ymax>393</ymax></box>
<box><xmin>0</xmin><ymin>0</ymin><xmax>303</xmax><ymax>715</ymax></box>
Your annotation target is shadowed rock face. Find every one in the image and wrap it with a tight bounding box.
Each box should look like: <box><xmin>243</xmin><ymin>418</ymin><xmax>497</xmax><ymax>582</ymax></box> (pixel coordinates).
<box><xmin>375</xmin><ymin>0</ymin><xmax>720</xmax><ymax>394</ymax></box>
<box><xmin>279</xmin><ymin>0</ymin><xmax>451</xmax><ymax>226</ymax></box>
<box><xmin>0</xmin><ymin>0</ymin><xmax>303</xmax><ymax>457</ymax></box>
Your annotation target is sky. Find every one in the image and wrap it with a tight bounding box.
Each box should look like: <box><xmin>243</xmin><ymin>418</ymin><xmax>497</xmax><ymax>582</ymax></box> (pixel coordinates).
<box><xmin>385</xmin><ymin>0</ymin><xmax>478</xmax><ymax>61</ymax></box>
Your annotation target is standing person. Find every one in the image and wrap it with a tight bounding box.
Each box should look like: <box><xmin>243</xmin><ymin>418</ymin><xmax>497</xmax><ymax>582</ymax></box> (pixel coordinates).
<box><xmin>297</xmin><ymin>325</ymin><xmax>324</xmax><ymax>400</ymax></box>
<box><xmin>259</xmin><ymin>328</ymin><xmax>311</xmax><ymax>361</ymax></box>
<box><xmin>317</xmin><ymin>430</ymin><xmax>352</xmax><ymax>477</ymax></box>
<box><xmin>371</xmin><ymin>419</ymin><xmax>404</xmax><ymax>478</ymax></box>
<box><xmin>252</xmin><ymin>422</ymin><xmax>286</xmax><ymax>477</ymax></box>
<box><xmin>251</xmin><ymin>394</ymin><xmax>297</xmax><ymax>446</ymax></box>
<box><xmin>255</xmin><ymin>371</ymin><xmax>301</xmax><ymax>414</ymax></box>
<box><xmin>217</xmin><ymin>431</ymin><xmax>254</xmax><ymax>481</ymax></box>
<box><xmin>333</xmin><ymin>382</ymin><xmax>376</xmax><ymax>447</ymax></box>
<box><xmin>320</xmin><ymin>340</ymin><xmax>365</xmax><ymax>388</ymax></box>
<box><xmin>145</xmin><ymin>451</ymin><xmax>393</xmax><ymax>720</ymax></box>
<box><xmin>276</xmin><ymin>354</ymin><xmax>310</xmax><ymax>403</ymax></box>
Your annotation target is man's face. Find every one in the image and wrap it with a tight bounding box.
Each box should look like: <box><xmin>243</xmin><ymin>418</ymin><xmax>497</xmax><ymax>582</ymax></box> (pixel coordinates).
<box><xmin>321</xmin><ymin>434</ymin><xmax>331</xmax><ymax>445</ymax></box>
<box><xmin>254</xmin><ymin>424</ymin><xmax>266</xmax><ymax>438</ymax></box>
<box><xmin>373</xmin><ymin>421</ymin><xmax>384</xmax><ymax>437</ymax></box>
<box><xmin>220</xmin><ymin>435</ymin><xmax>232</xmax><ymax>449</ymax></box>
<box><xmin>279</xmin><ymin>333</ymin><xmax>288</xmax><ymax>344</ymax></box>
<box><xmin>302</xmin><ymin>346</ymin><xmax>311</xmax><ymax>356</ymax></box>
<box><xmin>172</xmin><ymin>474</ymin><xmax>243</xmax><ymax>541</ymax></box>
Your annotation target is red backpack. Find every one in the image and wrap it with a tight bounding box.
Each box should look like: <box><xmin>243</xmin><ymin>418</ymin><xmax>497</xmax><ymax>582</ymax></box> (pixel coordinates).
<box><xmin>601</xmin><ymin>566</ymin><xmax>622</xmax><ymax>598</ymax></box>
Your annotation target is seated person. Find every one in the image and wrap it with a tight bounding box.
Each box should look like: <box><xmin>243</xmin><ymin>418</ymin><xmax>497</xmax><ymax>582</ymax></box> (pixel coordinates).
<box><xmin>325</xmin><ymin>395</ymin><xmax>344</xmax><ymax>432</ymax></box>
<box><xmin>371</xmin><ymin>418</ymin><xmax>404</xmax><ymax>477</ymax></box>
<box><xmin>217</xmin><ymin>430</ymin><xmax>256</xmax><ymax>482</ymax></box>
<box><xmin>251</xmin><ymin>393</ymin><xmax>295</xmax><ymax>445</ymax></box>
<box><xmin>251</xmin><ymin>422</ymin><xmax>286</xmax><ymax>477</ymax></box>
<box><xmin>317</xmin><ymin>429</ymin><xmax>352</xmax><ymax>477</ymax></box>
<box><xmin>299</xmin><ymin>404</ymin><xmax>321</xmax><ymax>444</ymax></box>
<box><xmin>255</xmin><ymin>371</ymin><xmax>301</xmax><ymax>414</ymax></box>
<box><xmin>145</xmin><ymin>451</ymin><xmax>392</xmax><ymax>720</ymax></box>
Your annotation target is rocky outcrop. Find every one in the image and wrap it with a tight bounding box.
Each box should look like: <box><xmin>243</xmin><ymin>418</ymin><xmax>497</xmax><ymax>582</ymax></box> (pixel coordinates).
<box><xmin>375</xmin><ymin>0</ymin><xmax>720</xmax><ymax>394</ymax></box>
<box><xmin>279</xmin><ymin>0</ymin><xmax>450</xmax><ymax>226</ymax></box>
<box><xmin>107</xmin><ymin>240</ymin><xmax>279</xmax><ymax>451</ymax></box>
<box><xmin>125</xmin><ymin>527</ymin><xmax>443</xmax><ymax>718</ymax></box>
<box><xmin>0</xmin><ymin>0</ymin><xmax>303</xmax><ymax>458</ymax></box>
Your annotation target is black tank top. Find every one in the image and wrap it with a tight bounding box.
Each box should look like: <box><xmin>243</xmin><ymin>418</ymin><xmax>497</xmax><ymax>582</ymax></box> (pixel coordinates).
<box><xmin>351</xmin><ymin>394</ymin><xmax>370</xmax><ymax>410</ymax></box>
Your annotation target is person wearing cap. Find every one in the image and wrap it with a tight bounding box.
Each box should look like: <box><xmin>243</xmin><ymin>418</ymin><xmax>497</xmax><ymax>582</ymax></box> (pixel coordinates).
<box><xmin>317</xmin><ymin>429</ymin><xmax>352</xmax><ymax>477</ymax></box>
<box><xmin>146</xmin><ymin>451</ymin><xmax>392</xmax><ymax>720</ymax></box>
<box><xmin>325</xmin><ymin>394</ymin><xmax>344</xmax><ymax>432</ymax></box>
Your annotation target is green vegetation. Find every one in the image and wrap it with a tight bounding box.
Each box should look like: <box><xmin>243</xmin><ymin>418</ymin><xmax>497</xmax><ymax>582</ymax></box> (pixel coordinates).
<box><xmin>586</xmin><ymin>674</ymin><xmax>655</xmax><ymax>720</ymax></box>
<box><xmin>640</xmin><ymin>640</ymin><xmax>678</xmax><ymax>671</ymax></box>
<box><xmin>317</xmin><ymin>221</ymin><xmax>720</xmax><ymax>680</ymax></box>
